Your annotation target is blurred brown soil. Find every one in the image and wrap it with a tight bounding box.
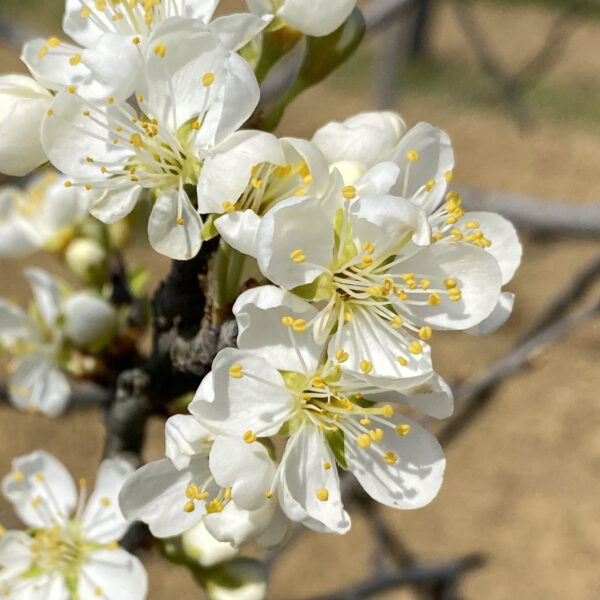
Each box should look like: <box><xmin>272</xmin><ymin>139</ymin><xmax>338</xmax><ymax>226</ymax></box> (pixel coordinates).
<box><xmin>2</xmin><ymin>2</ymin><xmax>600</xmax><ymax>599</ymax></box>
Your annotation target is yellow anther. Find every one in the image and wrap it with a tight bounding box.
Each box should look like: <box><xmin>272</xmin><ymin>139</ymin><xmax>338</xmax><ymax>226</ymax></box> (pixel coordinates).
<box><xmin>303</xmin><ymin>174</ymin><xmax>313</xmax><ymax>185</ymax></box>
<box><xmin>137</xmin><ymin>94</ymin><xmax>144</xmax><ymax>102</ymax></box>
<box><xmin>401</xmin><ymin>273</ymin><xmax>415</xmax><ymax>282</ymax></box>
<box><xmin>251</xmin><ymin>177</ymin><xmax>263</xmax><ymax>189</ymax></box>
<box><xmin>335</xmin><ymin>349</ymin><xmax>349</xmax><ymax>363</ymax></box>
<box><xmin>12</xmin><ymin>471</ymin><xmax>24</xmax><ymax>482</ymax></box>
<box><xmin>451</xmin><ymin>229</ymin><xmax>463</xmax><ymax>242</ymax></box>
<box><xmin>196</xmin><ymin>491</ymin><xmax>209</xmax><ymax>500</ymax></box>
<box><xmin>390</xmin><ymin>315</ymin><xmax>403</xmax><ymax>329</ymax></box>
<box><xmin>397</xmin><ymin>290</ymin><xmax>408</xmax><ymax>301</ymax></box>
<box><xmin>81</xmin><ymin>7</ymin><xmax>92</xmax><ymax>17</ymax></box>
<box><xmin>290</xmin><ymin>248</ymin><xmax>306</xmax><ymax>263</ymax></box>
<box><xmin>68</xmin><ymin>86</ymin><xmax>76</xmax><ymax>94</ymax></box>
<box><xmin>251</xmin><ymin>164</ymin><xmax>260</xmax><ymax>175</ymax></box>
<box><xmin>205</xmin><ymin>498</ymin><xmax>224</xmax><ymax>514</ymax></box>
<box><xmin>292</xmin><ymin>319</ymin><xmax>307</xmax><ymax>333</ymax></box>
<box><xmin>154</xmin><ymin>43</ymin><xmax>166</xmax><ymax>57</ymax></box>
<box><xmin>344</xmin><ymin>311</ymin><xmax>352</xmax><ymax>322</ymax></box>
<box><xmin>425</xmin><ymin>179</ymin><xmax>436</xmax><ymax>191</ymax></box>
<box><xmin>408</xmin><ymin>341</ymin><xmax>423</xmax><ymax>355</ymax></box>
<box><xmin>113</xmin><ymin>137</ymin><xmax>119</xmax><ymax>144</ymax></box>
<box><xmin>360</xmin><ymin>360</ymin><xmax>373</xmax><ymax>374</ymax></box>
<box><xmin>323</xmin><ymin>462</ymin><xmax>331</xmax><ymax>470</ymax></box>
<box><xmin>282</xmin><ymin>316</ymin><xmax>294</xmax><ymax>327</ymax></box>
<box><xmin>406</xmin><ymin>150</ymin><xmax>419</xmax><ymax>162</ymax></box>
<box><xmin>302</xmin><ymin>393</ymin><xmax>311</xmax><ymax>401</ymax></box>
<box><xmin>362</xmin><ymin>241</ymin><xmax>375</xmax><ymax>254</ymax></box>
<box><xmin>369</xmin><ymin>428</ymin><xmax>384</xmax><ymax>442</ymax></box>
<box><xmin>367</xmin><ymin>286</ymin><xmax>383</xmax><ymax>297</ymax></box>
<box><xmin>48</xmin><ymin>37</ymin><xmax>61</xmax><ymax>47</ymax></box>
<box><xmin>32</xmin><ymin>497</ymin><xmax>42</xmax><ymax>509</ymax></box>
<box><xmin>106</xmin><ymin>540</ymin><xmax>118</xmax><ymax>551</ymax></box>
<box><xmin>265</xmin><ymin>491</ymin><xmax>273</xmax><ymax>499</ymax></box>
<box><xmin>85</xmin><ymin>184</ymin><xmax>92</xmax><ymax>190</ymax></box>
<box><xmin>294</xmin><ymin>188</ymin><xmax>306</xmax><ymax>196</ymax></box>
<box><xmin>221</xmin><ymin>201</ymin><xmax>235</xmax><ymax>214</ymax></box>
<box><xmin>384</xmin><ymin>451</ymin><xmax>399</xmax><ymax>465</ymax></box>
<box><xmin>343</xmin><ymin>185</ymin><xmax>357</xmax><ymax>200</ymax></box>
<box><xmin>183</xmin><ymin>501</ymin><xmax>195</xmax><ymax>513</ymax></box>
<box><xmin>96</xmin><ymin>0</ymin><xmax>106</xmax><ymax>9</ymax></box>
<box><xmin>360</xmin><ymin>418</ymin><xmax>371</xmax><ymax>426</ymax></box>
<box><xmin>445</xmin><ymin>170</ymin><xmax>454</xmax><ymax>183</ymax></box>
<box><xmin>83</xmin><ymin>110</ymin><xmax>90</xmax><ymax>116</ymax></box>
<box><xmin>107</xmin><ymin>96</ymin><xmax>115</xmax><ymax>105</ymax></box>
<box><xmin>100</xmin><ymin>497</ymin><xmax>111</xmax><ymax>507</ymax></box>
<box><xmin>382</xmin><ymin>404</ymin><xmax>394</xmax><ymax>418</ymax></box>
<box><xmin>449</xmin><ymin>288</ymin><xmax>462</xmax><ymax>302</ymax></box>
<box><xmin>224</xmin><ymin>487</ymin><xmax>232</xmax><ymax>501</ymax></box>
<box><xmin>79</xmin><ymin>478</ymin><xmax>87</xmax><ymax>487</ymax></box>
<box><xmin>465</xmin><ymin>221</ymin><xmax>480</xmax><ymax>230</ymax></box>
<box><xmin>319</xmin><ymin>423</ymin><xmax>326</xmax><ymax>431</ymax></box>
<box><xmin>428</xmin><ymin>293</ymin><xmax>442</xmax><ymax>306</ymax></box>
<box><xmin>38</xmin><ymin>46</ymin><xmax>48</xmax><ymax>58</ymax></box>
<box><xmin>446</xmin><ymin>215</ymin><xmax>458</xmax><ymax>225</ymax></box>
<box><xmin>312</xmin><ymin>377</ymin><xmax>326</xmax><ymax>389</ymax></box>
<box><xmin>419</xmin><ymin>326</ymin><xmax>432</xmax><ymax>340</ymax></box>
<box><xmin>64</xmin><ymin>181</ymin><xmax>73</xmax><ymax>188</ymax></box>
<box><xmin>243</xmin><ymin>431</ymin><xmax>257</xmax><ymax>444</ymax></box>
<box><xmin>69</xmin><ymin>54</ymin><xmax>82</xmax><ymax>66</ymax></box>
<box><xmin>361</xmin><ymin>255</ymin><xmax>373</xmax><ymax>266</ymax></box>
<box><xmin>432</xmin><ymin>231</ymin><xmax>444</xmax><ymax>243</ymax></box>
<box><xmin>35</xmin><ymin>472</ymin><xmax>44</xmax><ymax>482</ymax></box>
<box><xmin>420</xmin><ymin>279</ymin><xmax>431</xmax><ymax>290</ymax></box>
<box><xmin>202</xmin><ymin>72</ymin><xmax>215</xmax><ymax>87</ymax></box>
<box><xmin>444</xmin><ymin>278</ymin><xmax>457</xmax><ymax>289</ymax></box>
<box><xmin>191</xmin><ymin>120</ymin><xmax>201</xmax><ymax>131</ymax></box>
<box><xmin>274</xmin><ymin>164</ymin><xmax>292</xmax><ymax>178</ymax></box>
<box><xmin>316</xmin><ymin>489</ymin><xmax>329</xmax><ymax>502</ymax></box>
<box><xmin>396</xmin><ymin>424</ymin><xmax>411</xmax><ymax>436</ymax></box>
<box><xmin>130</xmin><ymin>133</ymin><xmax>143</xmax><ymax>148</ymax></box>
<box><xmin>132</xmin><ymin>36</ymin><xmax>141</xmax><ymax>45</ymax></box>
<box><xmin>186</xmin><ymin>485</ymin><xmax>199</xmax><ymax>499</ymax></box>
<box><xmin>229</xmin><ymin>364</ymin><xmax>243</xmax><ymax>379</ymax></box>
<box><xmin>46</xmin><ymin>108</ymin><xmax>53</xmax><ymax>116</ymax></box>
<box><xmin>94</xmin><ymin>587</ymin><xmax>102</xmax><ymax>596</ymax></box>
<box><xmin>357</xmin><ymin>434</ymin><xmax>371</xmax><ymax>448</ymax></box>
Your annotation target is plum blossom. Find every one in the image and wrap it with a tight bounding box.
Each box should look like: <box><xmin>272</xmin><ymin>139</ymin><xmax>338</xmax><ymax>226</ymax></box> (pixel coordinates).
<box><xmin>0</xmin><ymin>451</ymin><xmax>147</xmax><ymax>600</ymax></box>
<box><xmin>0</xmin><ymin>268</ymin><xmax>117</xmax><ymax>416</ymax></box>
<box><xmin>41</xmin><ymin>18</ymin><xmax>278</xmax><ymax>260</ymax></box>
<box><xmin>119</xmin><ymin>415</ymin><xmax>289</xmax><ymax>547</ymax></box>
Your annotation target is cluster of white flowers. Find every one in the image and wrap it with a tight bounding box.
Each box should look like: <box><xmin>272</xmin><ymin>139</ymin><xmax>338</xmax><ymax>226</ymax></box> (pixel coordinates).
<box><xmin>0</xmin><ymin>0</ymin><xmax>522</xmax><ymax>598</ymax></box>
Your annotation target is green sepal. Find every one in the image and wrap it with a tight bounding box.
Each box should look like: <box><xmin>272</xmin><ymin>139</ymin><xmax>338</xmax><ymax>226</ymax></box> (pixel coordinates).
<box><xmin>325</xmin><ymin>427</ymin><xmax>347</xmax><ymax>470</ymax></box>
<box><xmin>201</xmin><ymin>214</ymin><xmax>219</xmax><ymax>241</ymax></box>
<box><xmin>292</xmin><ymin>273</ymin><xmax>335</xmax><ymax>302</ymax></box>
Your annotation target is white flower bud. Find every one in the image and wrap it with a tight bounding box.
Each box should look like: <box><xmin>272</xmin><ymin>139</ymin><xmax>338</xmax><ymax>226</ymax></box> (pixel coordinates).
<box><xmin>0</xmin><ymin>74</ymin><xmax>52</xmax><ymax>176</ymax></box>
<box><xmin>65</xmin><ymin>238</ymin><xmax>108</xmax><ymax>284</ymax></box>
<box><xmin>206</xmin><ymin>560</ymin><xmax>267</xmax><ymax>600</ymax></box>
<box><xmin>182</xmin><ymin>521</ymin><xmax>238</xmax><ymax>568</ymax></box>
<box><xmin>62</xmin><ymin>292</ymin><xmax>117</xmax><ymax>349</ymax></box>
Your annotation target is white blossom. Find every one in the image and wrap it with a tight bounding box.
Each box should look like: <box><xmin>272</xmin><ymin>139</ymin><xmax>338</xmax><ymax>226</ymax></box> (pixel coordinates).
<box><xmin>0</xmin><ymin>171</ymin><xmax>91</xmax><ymax>259</ymax></box>
<box><xmin>0</xmin><ymin>74</ymin><xmax>52</xmax><ymax>176</ymax></box>
<box><xmin>0</xmin><ymin>451</ymin><xmax>147</xmax><ymax>600</ymax></box>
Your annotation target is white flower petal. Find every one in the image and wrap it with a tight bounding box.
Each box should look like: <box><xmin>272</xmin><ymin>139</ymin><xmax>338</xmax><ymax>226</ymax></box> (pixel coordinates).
<box><xmin>8</xmin><ymin>356</ymin><xmax>71</xmax><ymax>417</ymax></box>
<box><xmin>215</xmin><ymin>211</ymin><xmax>261</xmax><ymax>258</ymax></box>
<box><xmin>165</xmin><ymin>414</ymin><xmax>213</xmax><ymax>470</ymax></box>
<box><xmin>24</xmin><ymin>268</ymin><xmax>61</xmax><ymax>327</ymax></box>
<box><xmin>0</xmin><ymin>531</ymin><xmax>32</xmax><ymax>583</ymax></box>
<box><xmin>90</xmin><ymin>186</ymin><xmax>143</xmax><ymax>225</ymax></box>
<box><xmin>82</xmin><ymin>459</ymin><xmax>134</xmax><ymax>544</ymax></box>
<box><xmin>312</xmin><ymin>111</ymin><xmax>406</xmax><ymax>166</ymax></box>
<box><xmin>2</xmin><ymin>450</ymin><xmax>77</xmax><ymax>529</ymax></box>
<box><xmin>209</xmin><ymin>437</ymin><xmax>275</xmax><ymax>511</ymax></box>
<box><xmin>461</xmin><ymin>211</ymin><xmax>522</xmax><ymax>285</ymax></box>
<box><xmin>346</xmin><ymin>415</ymin><xmax>445</xmax><ymax>509</ymax></box>
<box><xmin>395</xmin><ymin>242</ymin><xmax>503</xmax><ymax>330</ymax></box>
<box><xmin>62</xmin><ymin>293</ymin><xmax>117</xmax><ymax>348</ymax></box>
<box><xmin>79</xmin><ymin>549</ymin><xmax>147</xmax><ymax>600</ymax></box>
<box><xmin>253</xmin><ymin>504</ymin><xmax>290</xmax><ymax>548</ymax></box>
<box><xmin>148</xmin><ymin>189</ymin><xmax>203</xmax><ymax>260</ymax></box>
<box><xmin>233</xmin><ymin>286</ymin><xmax>321</xmax><ymax>373</ymax></box>
<box><xmin>63</xmin><ymin>0</ymin><xmax>106</xmax><ymax>47</ymax></box>
<box><xmin>465</xmin><ymin>291</ymin><xmax>515</xmax><ymax>336</ymax></box>
<box><xmin>196</xmin><ymin>130</ymin><xmax>284</xmax><ymax>213</ymax></box>
<box><xmin>0</xmin><ymin>299</ymin><xmax>28</xmax><ymax>339</ymax></box>
<box><xmin>355</xmin><ymin>161</ymin><xmax>400</xmax><ymax>196</ymax></box>
<box><xmin>282</xmin><ymin>137</ymin><xmax>331</xmax><ymax>198</ymax></box>
<box><xmin>119</xmin><ymin>457</ymin><xmax>211</xmax><ymax>538</ymax></box>
<box><xmin>189</xmin><ymin>349</ymin><xmax>294</xmax><ymax>438</ymax></box>
<box><xmin>182</xmin><ymin>521</ymin><xmax>238</xmax><ymax>568</ymax></box>
<box><xmin>278</xmin><ymin>0</ymin><xmax>356</xmax><ymax>36</ymax></box>
<box><xmin>279</xmin><ymin>426</ymin><xmax>350</xmax><ymax>534</ymax></box>
<box><xmin>256</xmin><ymin>196</ymin><xmax>334</xmax><ymax>290</ymax></box>
<box><xmin>210</xmin><ymin>13</ymin><xmax>270</xmax><ymax>51</ymax></box>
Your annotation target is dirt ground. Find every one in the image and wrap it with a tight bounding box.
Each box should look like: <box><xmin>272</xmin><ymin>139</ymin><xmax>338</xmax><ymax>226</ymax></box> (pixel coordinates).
<box><xmin>1</xmin><ymin>2</ymin><xmax>600</xmax><ymax>599</ymax></box>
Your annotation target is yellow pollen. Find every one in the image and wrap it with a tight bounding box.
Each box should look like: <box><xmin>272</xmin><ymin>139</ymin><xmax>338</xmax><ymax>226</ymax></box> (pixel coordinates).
<box><xmin>48</xmin><ymin>37</ymin><xmax>61</xmax><ymax>47</ymax></box>
<box><xmin>282</xmin><ymin>316</ymin><xmax>294</xmax><ymax>327</ymax></box>
<box><xmin>100</xmin><ymin>497</ymin><xmax>111</xmax><ymax>506</ymax></box>
<box><xmin>367</xmin><ymin>285</ymin><xmax>383</xmax><ymax>297</ymax></box>
<box><xmin>96</xmin><ymin>0</ymin><xmax>106</xmax><ymax>9</ymax></box>
<box><xmin>47</xmin><ymin>109</ymin><xmax>53</xmax><ymax>116</ymax></box>
<box><xmin>81</xmin><ymin>7</ymin><xmax>92</xmax><ymax>17</ymax></box>
<box><xmin>94</xmin><ymin>587</ymin><xmax>102</xmax><ymax>596</ymax></box>
<box><xmin>398</xmin><ymin>290</ymin><xmax>408</xmax><ymax>301</ymax></box>
<box><xmin>445</xmin><ymin>170</ymin><xmax>454</xmax><ymax>183</ymax></box>
<box><xmin>113</xmin><ymin>137</ymin><xmax>119</xmax><ymax>144</ymax></box>
<box><xmin>85</xmin><ymin>184</ymin><xmax>92</xmax><ymax>190</ymax></box>
<box><xmin>449</xmin><ymin>288</ymin><xmax>462</xmax><ymax>302</ymax></box>
<box><xmin>108</xmin><ymin>96</ymin><xmax>115</xmax><ymax>104</ymax></box>
<box><xmin>390</xmin><ymin>315</ymin><xmax>403</xmax><ymax>329</ymax></box>
<box><xmin>130</xmin><ymin>133</ymin><xmax>143</xmax><ymax>147</ymax></box>
<box><xmin>137</xmin><ymin>94</ymin><xmax>144</xmax><ymax>102</ymax></box>
<box><xmin>106</xmin><ymin>541</ymin><xmax>118</xmax><ymax>551</ymax></box>
<box><xmin>384</xmin><ymin>451</ymin><xmax>399</xmax><ymax>465</ymax></box>
<box><xmin>303</xmin><ymin>174</ymin><xmax>313</xmax><ymax>185</ymax></box>
<box><xmin>192</xmin><ymin>120</ymin><xmax>201</xmax><ymax>130</ymax></box>
<box><xmin>361</xmin><ymin>255</ymin><xmax>373</xmax><ymax>266</ymax></box>
<box><xmin>362</xmin><ymin>241</ymin><xmax>375</xmax><ymax>254</ymax></box>
<box><xmin>251</xmin><ymin>177</ymin><xmax>262</xmax><ymax>188</ymax></box>
<box><xmin>35</xmin><ymin>472</ymin><xmax>45</xmax><ymax>482</ymax></box>
<box><xmin>382</xmin><ymin>404</ymin><xmax>394</xmax><ymax>418</ymax></box>
<box><xmin>396</xmin><ymin>424</ymin><xmax>411</xmax><ymax>436</ymax></box>
<box><xmin>446</xmin><ymin>215</ymin><xmax>458</xmax><ymax>225</ymax></box>
<box><xmin>428</xmin><ymin>293</ymin><xmax>442</xmax><ymax>306</ymax></box>
<box><xmin>425</xmin><ymin>179</ymin><xmax>436</xmax><ymax>191</ymax></box>
<box><xmin>64</xmin><ymin>181</ymin><xmax>72</xmax><ymax>188</ymax></box>
<box><xmin>343</xmin><ymin>185</ymin><xmax>357</xmax><ymax>200</ymax></box>
<box><xmin>420</xmin><ymin>279</ymin><xmax>431</xmax><ymax>290</ymax></box>
<box><xmin>316</xmin><ymin>489</ymin><xmax>329</xmax><ymax>502</ymax></box>
<box><xmin>202</xmin><ymin>72</ymin><xmax>215</xmax><ymax>87</ymax></box>
<box><xmin>290</xmin><ymin>248</ymin><xmax>306</xmax><ymax>263</ymax></box>
<box><xmin>229</xmin><ymin>364</ymin><xmax>243</xmax><ymax>379</ymax></box>
<box><xmin>224</xmin><ymin>487</ymin><xmax>232</xmax><ymax>501</ymax></box>
<box><xmin>32</xmin><ymin>497</ymin><xmax>42</xmax><ymax>509</ymax></box>
<box><xmin>68</xmin><ymin>86</ymin><xmax>76</xmax><ymax>94</ymax></box>
<box><xmin>312</xmin><ymin>377</ymin><xmax>326</xmax><ymax>389</ymax></box>
<box><xmin>295</xmin><ymin>188</ymin><xmax>306</xmax><ymax>196</ymax></box>
<box><xmin>408</xmin><ymin>341</ymin><xmax>423</xmax><ymax>355</ymax></box>
<box><xmin>205</xmin><ymin>498</ymin><xmax>224</xmax><ymax>514</ymax></box>
<box><xmin>323</xmin><ymin>462</ymin><xmax>331</xmax><ymax>470</ymax></box>
<box><xmin>419</xmin><ymin>326</ymin><xmax>433</xmax><ymax>340</ymax></box>
<box><xmin>360</xmin><ymin>418</ymin><xmax>371</xmax><ymax>426</ymax></box>
<box><xmin>265</xmin><ymin>491</ymin><xmax>273</xmax><ymax>499</ymax></box>
<box><xmin>12</xmin><ymin>471</ymin><xmax>24</xmax><ymax>481</ymax></box>
<box><xmin>177</xmin><ymin>217</ymin><xmax>184</xmax><ymax>226</ymax></box>
<box><xmin>302</xmin><ymin>393</ymin><xmax>311</xmax><ymax>401</ymax></box>
<box><xmin>292</xmin><ymin>319</ymin><xmax>307</xmax><ymax>333</ymax></box>
<box><xmin>219</xmin><ymin>201</ymin><xmax>235</xmax><ymax>214</ymax></box>
<box><xmin>183</xmin><ymin>501</ymin><xmax>195</xmax><ymax>513</ymax></box>
<box><xmin>38</xmin><ymin>46</ymin><xmax>48</xmax><ymax>58</ymax></box>
<box><xmin>251</xmin><ymin>164</ymin><xmax>260</xmax><ymax>175</ymax></box>
<box><xmin>132</xmin><ymin>36</ymin><xmax>141</xmax><ymax>45</ymax></box>
<box><xmin>369</xmin><ymin>428</ymin><xmax>384</xmax><ymax>442</ymax></box>
<box><xmin>406</xmin><ymin>150</ymin><xmax>419</xmax><ymax>162</ymax></box>
<box><xmin>451</xmin><ymin>229</ymin><xmax>463</xmax><ymax>242</ymax></box>
<box><xmin>444</xmin><ymin>278</ymin><xmax>457</xmax><ymax>289</ymax></box>
<box><xmin>360</xmin><ymin>360</ymin><xmax>373</xmax><ymax>374</ymax></box>
<box><xmin>83</xmin><ymin>110</ymin><xmax>90</xmax><ymax>116</ymax></box>
<box><xmin>154</xmin><ymin>43</ymin><xmax>166</xmax><ymax>57</ymax></box>
<box><xmin>243</xmin><ymin>431</ymin><xmax>257</xmax><ymax>444</ymax></box>
<box><xmin>335</xmin><ymin>349</ymin><xmax>349</xmax><ymax>363</ymax></box>
<box><xmin>344</xmin><ymin>311</ymin><xmax>352</xmax><ymax>322</ymax></box>
<box><xmin>186</xmin><ymin>485</ymin><xmax>199</xmax><ymax>499</ymax></box>
<box><xmin>465</xmin><ymin>221</ymin><xmax>480</xmax><ymax>229</ymax></box>
<box><xmin>69</xmin><ymin>54</ymin><xmax>82</xmax><ymax>66</ymax></box>
<box><xmin>357</xmin><ymin>434</ymin><xmax>371</xmax><ymax>449</ymax></box>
